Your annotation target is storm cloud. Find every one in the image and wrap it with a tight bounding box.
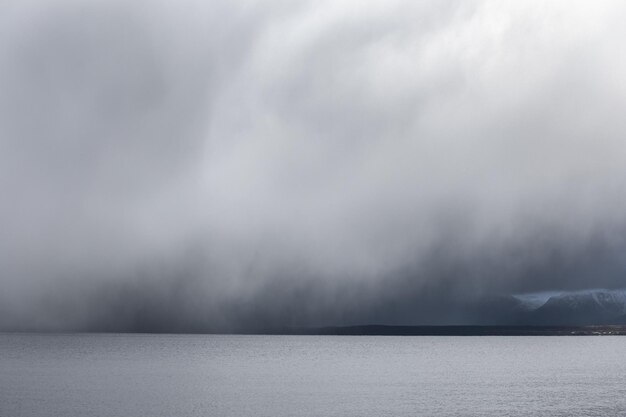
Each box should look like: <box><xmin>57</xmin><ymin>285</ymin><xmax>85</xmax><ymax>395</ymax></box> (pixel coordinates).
<box><xmin>2</xmin><ymin>0</ymin><xmax>626</xmax><ymax>331</ymax></box>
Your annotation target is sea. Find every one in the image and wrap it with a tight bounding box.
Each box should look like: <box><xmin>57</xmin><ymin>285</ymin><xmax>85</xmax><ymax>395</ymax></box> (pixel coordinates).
<box><xmin>1</xmin><ymin>334</ymin><xmax>626</xmax><ymax>416</ymax></box>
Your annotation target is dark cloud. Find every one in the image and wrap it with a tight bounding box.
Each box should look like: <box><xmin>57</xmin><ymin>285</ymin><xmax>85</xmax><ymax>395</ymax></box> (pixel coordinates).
<box><xmin>2</xmin><ymin>1</ymin><xmax>626</xmax><ymax>331</ymax></box>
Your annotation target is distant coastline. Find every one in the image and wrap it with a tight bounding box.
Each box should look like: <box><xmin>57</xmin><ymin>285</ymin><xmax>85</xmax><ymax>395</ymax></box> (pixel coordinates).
<box><xmin>285</xmin><ymin>325</ymin><xmax>626</xmax><ymax>336</ymax></box>
<box><xmin>4</xmin><ymin>325</ymin><xmax>626</xmax><ymax>336</ymax></box>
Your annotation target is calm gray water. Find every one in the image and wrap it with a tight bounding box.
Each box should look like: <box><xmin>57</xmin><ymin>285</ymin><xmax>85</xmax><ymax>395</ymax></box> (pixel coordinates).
<box><xmin>1</xmin><ymin>334</ymin><xmax>626</xmax><ymax>417</ymax></box>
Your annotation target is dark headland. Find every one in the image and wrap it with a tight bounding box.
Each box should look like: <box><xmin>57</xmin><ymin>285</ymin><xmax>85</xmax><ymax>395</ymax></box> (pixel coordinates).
<box><xmin>282</xmin><ymin>325</ymin><xmax>626</xmax><ymax>336</ymax></box>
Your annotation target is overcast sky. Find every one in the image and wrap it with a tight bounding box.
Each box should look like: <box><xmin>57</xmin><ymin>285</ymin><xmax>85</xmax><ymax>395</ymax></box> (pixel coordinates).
<box><xmin>2</xmin><ymin>0</ymin><xmax>626</xmax><ymax>331</ymax></box>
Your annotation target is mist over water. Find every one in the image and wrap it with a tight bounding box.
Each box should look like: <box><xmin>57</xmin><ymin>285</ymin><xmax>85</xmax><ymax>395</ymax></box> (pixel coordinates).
<box><xmin>2</xmin><ymin>1</ymin><xmax>626</xmax><ymax>331</ymax></box>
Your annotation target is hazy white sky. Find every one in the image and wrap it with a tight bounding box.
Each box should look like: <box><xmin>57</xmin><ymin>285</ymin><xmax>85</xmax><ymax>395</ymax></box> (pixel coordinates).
<box><xmin>2</xmin><ymin>0</ymin><xmax>626</xmax><ymax>330</ymax></box>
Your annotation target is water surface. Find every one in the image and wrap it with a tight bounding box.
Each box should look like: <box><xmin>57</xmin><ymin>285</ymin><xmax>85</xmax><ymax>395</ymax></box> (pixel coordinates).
<box><xmin>1</xmin><ymin>334</ymin><xmax>625</xmax><ymax>416</ymax></box>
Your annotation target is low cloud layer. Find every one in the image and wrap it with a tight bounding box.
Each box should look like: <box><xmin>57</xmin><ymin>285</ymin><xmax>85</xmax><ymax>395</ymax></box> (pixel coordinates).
<box><xmin>2</xmin><ymin>0</ymin><xmax>626</xmax><ymax>331</ymax></box>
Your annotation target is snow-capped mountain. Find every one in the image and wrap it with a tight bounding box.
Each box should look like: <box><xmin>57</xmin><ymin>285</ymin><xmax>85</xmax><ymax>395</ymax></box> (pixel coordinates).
<box><xmin>512</xmin><ymin>289</ymin><xmax>626</xmax><ymax>325</ymax></box>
